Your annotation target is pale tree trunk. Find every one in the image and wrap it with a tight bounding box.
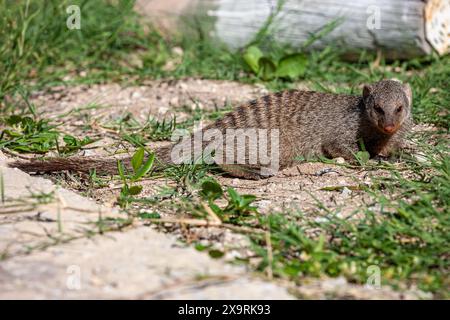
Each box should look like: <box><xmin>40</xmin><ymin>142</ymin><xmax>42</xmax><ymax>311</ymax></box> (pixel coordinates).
<box><xmin>134</xmin><ymin>0</ymin><xmax>449</xmax><ymax>59</ymax></box>
<box><xmin>205</xmin><ymin>0</ymin><xmax>449</xmax><ymax>59</ymax></box>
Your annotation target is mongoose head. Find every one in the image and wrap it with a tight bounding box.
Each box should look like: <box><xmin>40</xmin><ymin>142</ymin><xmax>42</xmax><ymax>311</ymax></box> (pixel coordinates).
<box><xmin>363</xmin><ymin>80</ymin><xmax>412</xmax><ymax>135</ymax></box>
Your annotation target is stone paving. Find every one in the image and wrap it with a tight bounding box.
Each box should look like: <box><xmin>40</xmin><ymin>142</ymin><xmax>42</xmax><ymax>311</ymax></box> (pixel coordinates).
<box><xmin>0</xmin><ymin>152</ymin><xmax>293</xmax><ymax>299</ymax></box>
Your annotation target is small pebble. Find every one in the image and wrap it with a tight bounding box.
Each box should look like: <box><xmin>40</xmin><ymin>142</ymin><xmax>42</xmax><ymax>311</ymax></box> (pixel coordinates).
<box><xmin>172</xmin><ymin>47</ymin><xmax>183</xmax><ymax>56</ymax></box>
<box><xmin>131</xmin><ymin>91</ymin><xmax>142</xmax><ymax>99</ymax></box>
<box><xmin>169</xmin><ymin>96</ymin><xmax>179</xmax><ymax>106</ymax></box>
<box><xmin>341</xmin><ymin>187</ymin><xmax>352</xmax><ymax>197</ymax></box>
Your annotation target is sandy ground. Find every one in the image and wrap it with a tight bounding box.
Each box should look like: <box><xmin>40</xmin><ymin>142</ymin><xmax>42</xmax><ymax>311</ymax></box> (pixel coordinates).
<box><xmin>0</xmin><ymin>79</ymin><xmax>431</xmax><ymax>299</ymax></box>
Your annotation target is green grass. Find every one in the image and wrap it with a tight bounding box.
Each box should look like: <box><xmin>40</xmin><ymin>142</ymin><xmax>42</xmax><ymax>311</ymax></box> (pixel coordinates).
<box><xmin>0</xmin><ymin>0</ymin><xmax>449</xmax><ymax>298</ymax></box>
<box><xmin>1</xmin><ymin>0</ymin><xmax>448</xmax><ymax>126</ymax></box>
<box><xmin>0</xmin><ymin>94</ymin><xmax>96</xmax><ymax>154</ymax></box>
<box><xmin>263</xmin><ymin>151</ymin><xmax>448</xmax><ymax>293</ymax></box>
<box><xmin>182</xmin><ymin>148</ymin><xmax>449</xmax><ymax>297</ymax></box>
<box><xmin>101</xmin><ymin>111</ymin><xmax>178</xmax><ymax>145</ymax></box>
<box><xmin>0</xmin><ymin>0</ymin><xmax>243</xmax><ymax>98</ymax></box>
<box><xmin>1</xmin><ymin>0</ymin><xmax>135</xmax><ymax>95</ymax></box>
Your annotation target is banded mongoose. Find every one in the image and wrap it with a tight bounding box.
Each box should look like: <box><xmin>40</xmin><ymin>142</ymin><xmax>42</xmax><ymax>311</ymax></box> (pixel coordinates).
<box><xmin>9</xmin><ymin>80</ymin><xmax>413</xmax><ymax>179</ymax></box>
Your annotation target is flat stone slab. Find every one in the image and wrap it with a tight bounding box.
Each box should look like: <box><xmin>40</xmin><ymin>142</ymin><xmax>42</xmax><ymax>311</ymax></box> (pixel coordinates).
<box><xmin>0</xmin><ymin>152</ymin><xmax>292</xmax><ymax>299</ymax></box>
<box><xmin>0</xmin><ymin>227</ymin><xmax>292</xmax><ymax>299</ymax></box>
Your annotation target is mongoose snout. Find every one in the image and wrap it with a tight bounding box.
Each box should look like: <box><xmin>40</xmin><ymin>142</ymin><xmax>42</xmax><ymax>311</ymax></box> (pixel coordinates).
<box><xmin>383</xmin><ymin>125</ymin><xmax>397</xmax><ymax>134</ymax></box>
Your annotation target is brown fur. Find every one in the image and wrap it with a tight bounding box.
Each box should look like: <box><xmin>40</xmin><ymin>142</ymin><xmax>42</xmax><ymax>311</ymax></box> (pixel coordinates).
<box><xmin>9</xmin><ymin>80</ymin><xmax>413</xmax><ymax>179</ymax></box>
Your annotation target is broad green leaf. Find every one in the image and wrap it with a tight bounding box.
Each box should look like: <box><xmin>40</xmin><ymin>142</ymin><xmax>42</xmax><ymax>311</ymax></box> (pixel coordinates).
<box><xmin>200</xmin><ymin>179</ymin><xmax>223</xmax><ymax>200</ymax></box>
<box><xmin>258</xmin><ymin>57</ymin><xmax>277</xmax><ymax>80</ymax></box>
<box><xmin>276</xmin><ymin>53</ymin><xmax>308</xmax><ymax>79</ymax></box>
<box><xmin>5</xmin><ymin>115</ymin><xmax>23</xmax><ymax>125</ymax></box>
<box><xmin>128</xmin><ymin>185</ymin><xmax>143</xmax><ymax>195</ymax></box>
<box><xmin>243</xmin><ymin>46</ymin><xmax>263</xmax><ymax>73</ymax></box>
<box><xmin>227</xmin><ymin>187</ymin><xmax>240</xmax><ymax>203</ymax></box>
<box><xmin>208</xmin><ymin>249</ymin><xmax>224</xmax><ymax>259</ymax></box>
<box><xmin>132</xmin><ymin>152</ymin><xmax>155</xmax><ymax>181</ymax></box>
<box><xmin>63</xmin><ymin>134</ymin><xmax>77</xmax><ymax>146</ymax></box>
<box><xmin>356</xmin><ymin>151</ymin><xmax>370</xmax><ymax>165</ymax></box>
<box><xmin>209</xmin><ymin>202</ymin><xmax>223</xmax><ymax>215</ymax></box>
<box><xmin>195</xmin><ymin>243</ymin><xmax>210</xmax><ymax>252</ymax></box>
<box><xmin>131</xmin><ymin>147</ymin><xmax>145</xmax><ymax>172</ymax></box>
<box><xmin>240</xmin><ymin>194</ymin><xmax>257</xmax><ymax>207</ymax></box>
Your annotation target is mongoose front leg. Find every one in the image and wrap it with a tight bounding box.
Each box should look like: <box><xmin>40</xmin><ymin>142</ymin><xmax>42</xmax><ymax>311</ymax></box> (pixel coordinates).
<box><xmin>374</xmin><ymin>137</ymin><xmax>411</xmax><ymax>158</ymax></box>
<box><xmin>322</xmin><ymin>142</ymin><xmax>359</xmax><ymax>163</ymax></box>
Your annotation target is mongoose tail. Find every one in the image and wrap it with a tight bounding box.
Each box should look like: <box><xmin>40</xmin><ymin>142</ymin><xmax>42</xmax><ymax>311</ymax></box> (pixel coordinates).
<box><xmin>10</xmin><ymin>156</ymin><xmax>125</xmax><ymax>175</ymax></box>
<box><xmin>9</xmin><ymin>145</ymin><xmax>173</xmax><ymax>175</ymax></box>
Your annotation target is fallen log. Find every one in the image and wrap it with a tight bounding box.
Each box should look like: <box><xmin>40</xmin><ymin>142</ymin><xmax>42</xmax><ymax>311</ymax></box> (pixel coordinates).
<box><xmin>134</xmin><ymin>0</ymin><xmax>449</xmax><ymax>59</ymax></box>
<box><xmin>207</xmin><ymin>0</ymin><xmax>449</xmax><ymax>59</ymax></box>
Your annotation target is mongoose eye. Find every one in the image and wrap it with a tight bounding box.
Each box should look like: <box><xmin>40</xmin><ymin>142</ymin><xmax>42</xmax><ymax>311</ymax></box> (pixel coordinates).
<box><xmin>396</xmin><ymin>106</ymin><xmax>403</xmax><ymax>113</ymax></box>
<box><xmin>374</xmin><ymin>106</ymin><xmax>384</xmax><ymax>114</ymax></box>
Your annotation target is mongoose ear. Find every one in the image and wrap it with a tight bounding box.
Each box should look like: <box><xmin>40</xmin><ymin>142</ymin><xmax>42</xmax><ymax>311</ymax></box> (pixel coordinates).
<box><xmin>363</xmin><ymin>85</ymin><xmax>373</xmax><ymax>99</ymax></box>
<box><xmin>402</xmin><ymin>83</ymin><xmax>413</xmax><ymax>107</ymax></box>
